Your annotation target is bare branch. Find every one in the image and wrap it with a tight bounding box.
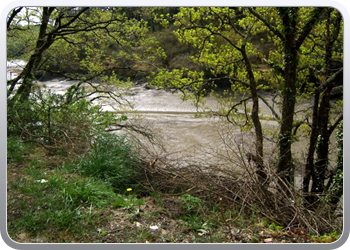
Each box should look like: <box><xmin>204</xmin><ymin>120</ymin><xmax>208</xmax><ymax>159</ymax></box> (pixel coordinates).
<box><xmin>316</xmin><ymin>68</ymin><xmax>343</xmax><ymax>94</ymax></box>
<box><xmin>258</xmin><ymin>94</ymin><xmax>280</xmax><ymax>120</ymax></box>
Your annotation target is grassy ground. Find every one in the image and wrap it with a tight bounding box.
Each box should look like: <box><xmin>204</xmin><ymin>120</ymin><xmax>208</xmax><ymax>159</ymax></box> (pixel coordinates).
<box><xmin>6</xmin><ymin>136</ymin><xmax>340</xmax><ymax>243</ymax></box>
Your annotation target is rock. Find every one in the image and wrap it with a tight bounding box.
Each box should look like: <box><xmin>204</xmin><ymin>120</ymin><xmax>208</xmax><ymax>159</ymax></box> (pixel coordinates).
<box><xmin>264</xmin><ymin>238</ymin><xmax>273</xmax><ymax>243</ymax></box>
<box><xmin>161</xmin><ymin>229</ymin><xmax>169</xmax><ymax>236</ymax></box>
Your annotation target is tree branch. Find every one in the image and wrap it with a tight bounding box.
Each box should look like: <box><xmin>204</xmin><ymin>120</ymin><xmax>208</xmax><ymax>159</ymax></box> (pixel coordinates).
<box><xmin>295</xmin><ymin>7</ymin><xmax>324</xmax><ymax>49</ymax></box>
<box><xmin>7</xmin><ymin>7</ymin><xmax>23</xmax><ymax>30</ymax></box>
<box><xmin>257</xmin><ymin>94</ymin><xmax>280</xmax><ymax>120</ymax></box>
<box><xmin>248</xmin><ymin>7</ymin><xmax>284</xmax><ymax>41</ymax></box>
<box><xmin>316</xmin><ymin>67</ymin><xmax>343</xmax><ymax>94</ymax></box>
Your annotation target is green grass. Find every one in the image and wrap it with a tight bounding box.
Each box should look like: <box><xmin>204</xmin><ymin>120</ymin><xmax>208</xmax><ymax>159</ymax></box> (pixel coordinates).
<box><xmin>78</xmin><ymin>133</ymin><xmax>141</xmax><ymax>192</ymax></box>
<box><xmin>8</xmin><ymin>171</ymin><xmax>117</xmax><ymax>234</ymax></box>
<box><xmin>7</xmin><ymin>136</ymin><xmax>33</xmax><ymax>163</ymax></box>
<box><xmin>7</xmin><ymin>141</ymin><xmax>118</xmax><ymax>239</ymax></box>
<box><xmin>7</xmin><ymin>134</ymin><xmax>142</xmax><ymax>241</ymax></box>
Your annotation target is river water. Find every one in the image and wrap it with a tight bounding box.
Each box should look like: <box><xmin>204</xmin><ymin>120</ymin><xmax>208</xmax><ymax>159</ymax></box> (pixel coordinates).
<box><xmin>37</xmin><ymin>79</ymin><xmax>252</xmax><ymax>163</ymax></box>
<box><xmin>38</xmin><ymin>79</ymin><xmax>284</xmax><ymax>161</ymax></box>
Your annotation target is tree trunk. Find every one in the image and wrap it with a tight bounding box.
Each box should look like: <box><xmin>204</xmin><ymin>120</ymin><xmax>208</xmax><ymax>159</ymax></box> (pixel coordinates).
<box><xmin>303</xmin><ymin>91</ymin><xmax>319</xmax><ymax>193</ymax></box>
<box><xmin>309</xmin><ymin>8</ymin><xmax>342</xmax><ymax>194</ymax></box>
<box><xmin>302</xmin><ymin>8</ymin><xmax>342</xmax><ymax>208</ymax></box>
<box><xmin>276</xmin><ymin>7</ymin><xmax>324</xmax><ymax>185</ymax></box>
<box><xmin>241</xmin><ymin>44</ymin><xmax>266</xmax><ymax>183</ymax></box>
<box><xmin>9</xmin><ymin>7</ymin><xmax>90</xmax><ymax>102</ymax></box>
<box><xmin>15</xmin><ymin>7</ymin><xmax>56</xmax><ymax>102</ymax></box>
<box><xmin>277</xmin><ymin>47</ymin><xmax>298</xmax><ymax>185</ymax></box>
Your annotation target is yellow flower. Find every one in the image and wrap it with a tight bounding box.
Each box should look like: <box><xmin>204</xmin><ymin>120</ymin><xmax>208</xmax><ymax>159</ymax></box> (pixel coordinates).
<box><xmin>127</xmin><ymin>188</ymin><xmax>132</xmax><ymax>192</ymax></box>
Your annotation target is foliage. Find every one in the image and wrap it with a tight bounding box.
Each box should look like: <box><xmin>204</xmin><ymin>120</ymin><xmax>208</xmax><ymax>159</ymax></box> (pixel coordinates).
<box><xmin>7</xmin><ymin>137</ymin><xmax>342</xmax><ymax>242</ymax></box>
<box><xmin>7</xmin><ymin>87</ymin><xmax>120</xmax><ymax>155</ymax></box>
<box><xmin>336</xmin><ymin>121</ymin><xmax>343</xmax><ymax>170</ymax></box>
<box><xmin>311</xmin><ymin>231</ymin><xmax>341</xmax><ymax>243</ymax></box>
<box><xmin>151</xmin><ymin>8</ymin><xmax>263</xmax><ymax>103</ymax></box>
<box><xmin>267</xmin><ymin>222</ymin><xmax>283</xmax><ymax>231</ymax></box>
<box><xmin>58</xmin><ymin>177</ymin><xmax>117</xmax><ymax>209</ymax></box>
<box><xmin>178</xmin><ymin>194</ymin><xmax>203</xmax><ymax>214</ymax></box>
<box><xmin>78</xmin><ymin>133</ymin><xmax>141</xmax><ymax>191</ymax></box>
<box><xmin>7</xmin><ymin>7</ymin><xmax>166</xmax><ymax>101</ymax></box>
<box><xmin>325</xmin><ymin>121</ymin><xmax>343</xmax><ymax>205</ymax></box>
<box><xmin>7</xmin><ymin>25</ymin><xmax>37</xmax><ymax>59</ymax></box>
<box><xmin>67</xmin><ymin>8</ymin><xmax>166</xmax><ymax>81</ymax></box>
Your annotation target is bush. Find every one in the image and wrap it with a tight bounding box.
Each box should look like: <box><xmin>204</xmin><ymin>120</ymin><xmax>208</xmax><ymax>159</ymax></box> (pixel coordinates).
<box><xmin>78</xmin><ymin>133</ymin><xmax>141</xmax><ymax>191</ymax></box>
<box><xmin>7</xmin><ymin>87</ymin><xmax>119</xmax><ymax>155</ymax></box>
<box><xmin>179</xmin><ymin>194</ymin><xmax>203</xmax><ymax>215</ymax></box>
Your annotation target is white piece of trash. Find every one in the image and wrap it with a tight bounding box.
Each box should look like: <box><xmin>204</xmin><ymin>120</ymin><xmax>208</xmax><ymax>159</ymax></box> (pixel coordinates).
<box><xmin>36</xmin><ymin>179</ymin><xmax>48</xmax><ymax>183</ymax></box>
<box><xmin>149</xmin><ymin>225</ymin><xmax>159</xmax><ymax>231</ymax></box>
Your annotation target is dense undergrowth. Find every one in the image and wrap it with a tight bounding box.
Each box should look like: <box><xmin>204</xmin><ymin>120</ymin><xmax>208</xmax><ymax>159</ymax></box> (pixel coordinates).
<box><xmin>7</xmin><ymin>135</ymin><xmax>342</xmax><ymax>243</ymax></box>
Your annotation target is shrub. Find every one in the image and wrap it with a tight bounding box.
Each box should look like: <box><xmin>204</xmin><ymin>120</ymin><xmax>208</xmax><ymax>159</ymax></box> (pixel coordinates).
<box><xmin>7</xmin><ymin>87</ymin><xmax>119</xmax><ymax>155</ymax></box>
<box><xmin>178</xmin><ymin>194</ymin><xmax>203</xmax><ymax>215</ymax></box>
